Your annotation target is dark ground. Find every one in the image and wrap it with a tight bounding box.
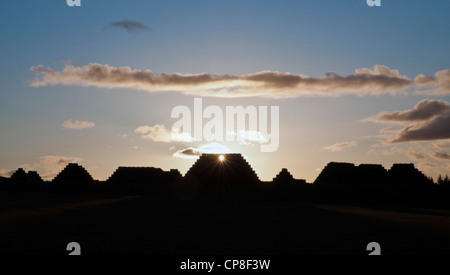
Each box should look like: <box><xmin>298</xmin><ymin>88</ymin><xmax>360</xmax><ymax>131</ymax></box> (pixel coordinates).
<box><xmin>1</xmin><ymin>191</ymin><xmax>450</xmax><ymax>255</ymax></box>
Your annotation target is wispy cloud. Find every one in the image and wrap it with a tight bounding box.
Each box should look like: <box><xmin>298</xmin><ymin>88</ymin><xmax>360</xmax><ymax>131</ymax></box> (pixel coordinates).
<box><xmin>239</xmin><ymin>131</ymin><xmax>269</xmax><ymax>144</ymax></box>
<box><xmin>379</xmin><ymin>127</ymin><xmax>397</xmax><ymax>133</ymax></box>
<box><xmin>63</xmin><ymin>119</ymin><xmax>95</xmax><ymax>130</ymax></box>
<box><xmin>30</xmin><ymin>64</ymin><xmax>450</xmax><ymax>98</ymax></box>
<box><xmin>366</xmin><ymin>99</ymin><xmax>450</xmax><ymax>143</ymax></box>
<box><xmin>0</xmin><ymin>169</ymin><xmax>15</xmax><ymax>178</ymax></box>
<box><xmin>431</xmin><ymin>151</ymin><xmax>450</xmax><ymax>161</ymax></box>
<box><xmin>173</xmin><ymin>143</ymin><xmax>232</xmax><ymax>159</ymax></box>
<box><xmin>421</xmin><ymin>162</ymin><xmax>439</xmax><ymax>169</ymax></box>
<box><xmin>433</xmin><ymin>141</ymin><xmax>450</xmax><ymax>150</ymax></box>
<box><xmin>14</xmin><ymin>156</ymin><xmax>83</xmax><ymax>181</ymax></box>
<box><xmin>39</xmin><ymin>156</ymin><xmax>83</xmax><ymax>180</ymax></box>
<box><xmin>323</xmin><ymin>141</ymin><xmax>357</xmax><ymax>152</ymax></box>
<box><xmin>225</xmin><ymin>130</ymin><xmax>269</xmax><ymax>145</ymax></box>
<box><xmin>407</xmin><ymin>151</ymin><xmax>427</xmax><ymax>160</ymax></box>
<box><xmin>135</xmin><ymin>124</ymin><xmax>194</xmax><ymax>143</ymax></box>
<box><xmin>105</xmin><ymin>20</ymin><xmax>150</xmax><ymax>33</ymax></box>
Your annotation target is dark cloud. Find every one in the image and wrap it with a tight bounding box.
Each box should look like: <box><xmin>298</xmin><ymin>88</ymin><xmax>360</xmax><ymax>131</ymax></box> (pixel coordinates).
<box><xmin>392</xmin><ymin>114</ymin><xmax>450</xmax><ymax>143</ymax></box>
<box><xmin>178</xmin><ymin>148</ymin><xmax>201</xmax><ymax>156</ymax></box>
<box><xmin>367</xmin><ymin>100</ymin><xmax>450</xmax><ymax>143</ymax></box>
<box><xmin>106</xmin><ymin>20</ymin><xmax>150</xmax><ymax>33</ymax></box>
<box><xmin>370</xmin><ymin>100</ymin><xmax>450</xmax><ymax>123</ymax></box>
<box><xmin>422</xmin><ymin>162</ymin><xmax>439</xmax><ymax>168</ymax></box>
<box><xmin>432</xmin><ymin>151</ymin><xmax>450</xmax><ymax>161</ymax></box>
<box><xmin>172</xmin><ymin>143</ymin><xmax>232</xmax><ymax>159</ymax></box>
<box><xmin>29</xmin><ymin>64</ymin><xmax>450</xmax><ymax>98</ymax></box>
<box><xmin>172</xmin><ymin>148</ymin><xmax>202</xmax><ymax>160</ymax></box>
<box><xmin>407</xmin><ymin>151</ymin><xmax>427</xmax><ymax>160</ymax></box>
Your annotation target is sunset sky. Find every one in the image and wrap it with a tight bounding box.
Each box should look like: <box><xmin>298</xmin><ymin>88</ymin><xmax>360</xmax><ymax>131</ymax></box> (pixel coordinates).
<box><xmin>1</xmin><ymin>0</ymin><xmax>450</xmax><ymax>182</ymax></box>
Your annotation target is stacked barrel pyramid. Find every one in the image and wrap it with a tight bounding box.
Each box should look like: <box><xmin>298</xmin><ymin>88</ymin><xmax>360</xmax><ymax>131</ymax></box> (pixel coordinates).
<box><xmin>184</xmin><ymin>154</ymin><xmax>260</xmax><ymax>187</ymax></box>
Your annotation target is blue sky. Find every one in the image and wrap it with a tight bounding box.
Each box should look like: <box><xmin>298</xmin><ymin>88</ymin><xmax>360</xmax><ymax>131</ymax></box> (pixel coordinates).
<box><xmin>1</xmin><ymin>0</ymin><xmax>449</xmax><ymax>181</ymax></box>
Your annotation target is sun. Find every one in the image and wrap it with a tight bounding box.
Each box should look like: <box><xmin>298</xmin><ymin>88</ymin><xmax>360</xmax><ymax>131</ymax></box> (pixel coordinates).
<box><xmin>219</xmin><ymin>155</ymin><xmax>225</xmax><ymax>162</ymax></box>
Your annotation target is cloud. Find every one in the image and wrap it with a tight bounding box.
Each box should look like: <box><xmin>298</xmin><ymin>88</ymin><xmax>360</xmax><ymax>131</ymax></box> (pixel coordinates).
<box><xmin>379</xmin><ymin>127</ymin><xmax>397</xmax><ymax>133</ymax></box>
<box><xmin>15</xmin><ymin>156</ymin><xmax>83</xmax><ymax>181</ymax></box>
<box><xmin>431</xmin><ymin>151</ymin><xmax>450</xmax><ymax>161</ymax></box>
<box><xmin>173</xmin><ymin>148</ymin><xmax>202</xmax><ymax>160</ymax></box>
<box><xmin>38</xmin><ymin>156</ymin><xmax>83</xmax><ymax>180</ymax></box>
<box><xmin>63</xmin><ymin>119</ymin><xmax>95</xmax><ymax>130</ymax></box>
<box><xmin>415</xmin><ymin>70</ymin><xmax>450</xmax><ymax>95</ymax></box>
<box><xmin>195</xmin><ymin>143</ymin><xmax>232</xmax><ymax>154</ymax></box>
<box><xmin>407</xmin><ymin>151</ymin><xmax>427</xmax><ymax>160</ymax></box>
<box><xmin>39</xmin><ymin>156</ymin><xmax>81</xmax><ymax>166</ymax></box>
<box><xmin>433</xmin><ymin>141</ymin><xmax>450</xmax><ymax>149</ymax></box>
<box><xmin>173</xmin><ymin>143</ymin><xmax>232</xmax><ymax>159</ymax></box>
<box><xmin>421</xmin><ymin>162</ymin><xmax>439</xmax><ymax>168</ymax></box>
<box><xmin>225</xmin><ymin>131</ymin><xmax>269</xmax><ymax>145</ymax></box>
<box><xmin>238</xmin><ymin>131</ymin><xmax>269</xmax><ymax>144</ymax></box>
<box><xmin>367</xmin><ymin>100</ymin><xmax>450</xmax><ymax>124</ymax></box>
<box><xmin>135</xmin><ymin>124</ymin><xmax>194</xmax><ymax>143</ymax></box>
<box><xmin>0</xmin><ymin>169</ymin><xmax>15</xmax><ymax>178</ymax></box>
<box><xmin>323</xmin><ymin>141</ymin><xmax>357</xmax><ymax>152</ymax></box>
<box><xmin>29</xmin><ymin>64</ymin><xmax>450</xmax><ymax>98</ymax></box>
<box><xmin>105</xmin><ymin>20</ymin><xmax>150</xmax><ymax>33</ymax></box>
<box><xmin>1</xmin><ymin>156</ymin><xmax>83</xmax><ymax>180</ymax></box>
<box><xmin>135</xmin><ymin>126</ymin><xmax>268</xmax><ymax>146</ymax></box>
<box><xmin>367</xmin><ymin>99</ymin><xmax>450</xmax><ymax>143</ymax></box>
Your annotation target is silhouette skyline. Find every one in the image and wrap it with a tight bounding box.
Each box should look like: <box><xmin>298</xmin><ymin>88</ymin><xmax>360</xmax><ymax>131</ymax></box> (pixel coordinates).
<box><xmin>1</xmin><ymin>154</ymin><xmax>446</xmax><ymax>194</ymax></box>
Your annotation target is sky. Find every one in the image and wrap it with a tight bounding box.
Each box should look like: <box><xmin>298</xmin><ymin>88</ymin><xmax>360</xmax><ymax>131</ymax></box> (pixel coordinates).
<box><xmin>0</xmin><ymin>0</ymin><xmax>450</xmax><ymax>182</ymax></box>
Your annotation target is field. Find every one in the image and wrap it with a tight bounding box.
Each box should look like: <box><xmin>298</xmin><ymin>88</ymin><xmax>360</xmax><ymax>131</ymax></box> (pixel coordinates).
<box><xmin>1</xmin><ymin>191</ymin><xmax>450</xmax><ymax>255</ymax></box>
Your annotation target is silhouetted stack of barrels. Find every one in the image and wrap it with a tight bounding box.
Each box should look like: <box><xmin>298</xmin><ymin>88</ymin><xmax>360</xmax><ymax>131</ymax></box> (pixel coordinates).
<box><xmin>273</xmin><ymin>168</ymin><xmax>307</xmax><ymax>185</ymax></box>
<box><xmin>388</xmin><ymin>164</ymin><xmax>433</xmax><ymax>187</ymax></box>
<box><xmin>184</xmin><ymin>154</ymin><xmax>260</xmax><ymax>189</ymax></box>
<box><xmin>314</xmin><ymin>162</ymin><xmax>433</xmax><ymax>187</ymax></box>
<box><xmin>5</xmin><ymin>168</ymin><xmax>45</xmax><ymax>190</ymax></box>
<box><xmin>107</xmin><ymin>167</ymin><xmax>182</xmax><ymax>193</ymax></box>
<box><xmin>52</xmin><ymin>163</ymin><xmax>94</xmax><ymax>190</ymax></box>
